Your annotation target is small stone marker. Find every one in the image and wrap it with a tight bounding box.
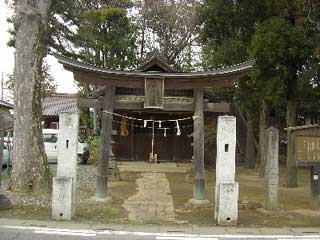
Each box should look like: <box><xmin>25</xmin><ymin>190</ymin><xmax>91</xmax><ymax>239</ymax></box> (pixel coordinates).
<box><xmin>52</xmin><ymin>112</ymin><xmax>79</xmax><ymax>220</ymax></box>
<box><xmin>214</xmin><ymin>116</ymin><xmax>238</xmax><ymax>225</ymax></box>
<box><xmin>265</xmin><ymin>127</ymin><xmax>279</xmax><ymax>210</ymax></box>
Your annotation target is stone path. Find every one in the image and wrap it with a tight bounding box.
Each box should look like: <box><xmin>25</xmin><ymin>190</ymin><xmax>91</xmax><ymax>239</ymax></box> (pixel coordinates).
<box><xmin>123</xmin><ymin>173</ymin><xmax>175</xmax><ymax>222</ymax></box>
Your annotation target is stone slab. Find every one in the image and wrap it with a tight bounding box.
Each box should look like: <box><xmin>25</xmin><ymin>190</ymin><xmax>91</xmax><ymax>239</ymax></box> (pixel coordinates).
<box><xmin>0</xmin><ymin>194</ymin><xmax>12</xmax><ymax>210</ymax></box>
<box><xmin>217</xmin><ymin>182</ymin><xmax>239</xmax><ymax>226</ymax></box>
<box><xmin>52</xmin><ymin>177</ymin><xmax>74</xmax><ymax>220</ymax></box>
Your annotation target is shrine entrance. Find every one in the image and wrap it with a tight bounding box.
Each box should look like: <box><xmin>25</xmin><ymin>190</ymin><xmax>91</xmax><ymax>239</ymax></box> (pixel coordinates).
<box><xmin>113</xmin><ymin>112</ymin><xmax>193</xmax><ymax>162</ymax></box>
<box><xmin>55</xmin><ymin>52</ymin><xmax>254</xmax><ymax>203</ymax></box>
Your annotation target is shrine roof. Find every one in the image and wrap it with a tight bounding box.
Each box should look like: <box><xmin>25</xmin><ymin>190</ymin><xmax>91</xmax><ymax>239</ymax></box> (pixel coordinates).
<box><xmin>42</xmin><ymin>93</ymin><xmax>78</xmax><ymax>117</ymax></box>
<box><xmin>54</xmin><ymin>54</ymin><xmax>255</xmax><ymax>89</ymax></box>
<box><xmin>138</xmin><ymin>50</ymin><xmax>176</xmax><ymax>72</ymax></box>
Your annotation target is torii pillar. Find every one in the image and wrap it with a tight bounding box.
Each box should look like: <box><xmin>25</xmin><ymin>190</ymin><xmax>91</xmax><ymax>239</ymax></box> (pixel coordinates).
<box><xmin>95</xmin><ymin>86</ymin><xmax>115</xmax><ymax>201</ymax></box>
<box><xmin>190</xmin><ymin>88</ymin><xmax>210</xmax><ymax>205</ymax></box>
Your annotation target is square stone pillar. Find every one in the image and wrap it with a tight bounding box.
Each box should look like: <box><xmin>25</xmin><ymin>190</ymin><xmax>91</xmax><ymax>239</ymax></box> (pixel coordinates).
<box><xmin>215</xmin><ymin>116</ymin><xmax>238</xmax><ymax>225</ymax></box>
<box><xmin>52</xmin><ymin>112</ymin><xmax>79</xmax><ymax>220</ymax></box>
<box><xmin>265</xmin><ymin>127</ymin><xmax>279</xmax><ymax>210</ymax></box>
<box><xmin>57</xmin><ymin>112</ymin><xmax>79</xmax><ymax>190</ymax></box>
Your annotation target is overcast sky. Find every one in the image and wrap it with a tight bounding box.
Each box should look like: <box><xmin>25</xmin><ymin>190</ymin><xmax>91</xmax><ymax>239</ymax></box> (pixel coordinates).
<box><xmin>0</xmin><ymin>1</ymin><xmax>77</xmax><ymax>102</ymax></box>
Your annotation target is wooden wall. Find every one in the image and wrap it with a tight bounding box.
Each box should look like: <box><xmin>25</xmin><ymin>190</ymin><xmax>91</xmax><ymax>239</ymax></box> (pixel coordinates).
<box><xmin>112</xmin><ymin>112</ymin><xmax>193</xmax><ymax>162</ymax></box>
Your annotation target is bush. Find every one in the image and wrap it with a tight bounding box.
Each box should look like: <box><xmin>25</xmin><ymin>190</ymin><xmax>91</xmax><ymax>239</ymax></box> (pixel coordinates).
<box><xmin>88</xmin><ymin>135</ymin><xmax>100</xmax><ymax>164</ymax></box>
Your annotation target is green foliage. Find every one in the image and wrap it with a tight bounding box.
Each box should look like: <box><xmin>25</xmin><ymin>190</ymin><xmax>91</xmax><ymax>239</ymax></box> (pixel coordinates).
<box><xmin>249</xmin><ymin>17</ymin><xmax>313</xmax><ymax>105</ymax></box>
<box><xmin>88</xmin><ymin>135</ymin><xmax>101</xmax><ymax>164</ymax></box>
<box><xmin>77</xmin><ymin>5</ymin><xmax>137</xmax><ymax>68</ymax></box>
<box><xmin>50</xmin><ymin>0</ymin><xmax>137</xmax><ymax>69</ymax></box>
<box><xmin>200</xmin><ymin>0</ymin><xmax>320</xmax><ymax>128</ymax></box>
<box><xmin>134</xmin><ymin>0</ymin><xmax>200</xmax><ymax>70</ymax></box>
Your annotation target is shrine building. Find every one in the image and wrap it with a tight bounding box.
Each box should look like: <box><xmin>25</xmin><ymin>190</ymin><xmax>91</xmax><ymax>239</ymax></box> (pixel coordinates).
<box><xmin>55</xmin><ymin>52</ymin><xmax>254</xmax><ymax>200</ymax></box>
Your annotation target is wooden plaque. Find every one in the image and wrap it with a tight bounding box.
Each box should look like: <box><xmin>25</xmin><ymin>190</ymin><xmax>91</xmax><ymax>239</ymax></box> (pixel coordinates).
<box><xmin>296</xmin><ymin>136</ymin><xmax>320</xmax><ymax>163</ymax></box>
<box><xmin>144</xmin><ymin>78</ymin><xmax>164</xmax><ymax>109</ymax></box>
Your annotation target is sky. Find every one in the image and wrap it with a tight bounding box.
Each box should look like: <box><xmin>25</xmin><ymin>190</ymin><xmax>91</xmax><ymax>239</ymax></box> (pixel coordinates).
<box><xmin>0</xmin><ymin>1</ymin><xmax>77</xmax><ymax>102</ymax></box>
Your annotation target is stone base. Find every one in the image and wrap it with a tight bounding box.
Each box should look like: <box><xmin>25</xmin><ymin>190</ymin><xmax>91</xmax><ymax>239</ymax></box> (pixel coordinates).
<box><xmin>188</xmin><ymin>198</ymin><xmax>210</xmax><ymax>207</ymax></box>
<box><xmin>216</xmin><ymin>182</ymin><xmax>239</xmax><ymax>226</ymax></box>
<box><xmin>90</xmin><ymin>196</ymin><xmax>109</xmax><ymax>203</ymax></box>
<box><xmin>52</xmin><ymin>177</ymin><xmax>74</xmax><ymax>221</ymax></box>
<box><xmin>0</xmin><ymin>194</ymin><xmax>12</xmax><ymax>210</ymax></box>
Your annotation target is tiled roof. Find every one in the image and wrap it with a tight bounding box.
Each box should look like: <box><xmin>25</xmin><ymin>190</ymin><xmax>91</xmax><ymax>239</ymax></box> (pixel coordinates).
<box><xmin>55</xmin><ymin>53</ymin><xmax>255</xmax><ymax>78</ymax></box>
<box><xmin>0</xmin><ymin>100</ymin><xmax>13</xmax><ymax>109</ymax></box>
<box><xmin>138</xmin><ymin>50</ymin><xmax>176</xmax><ymax>72</ymax></box>
<box><xmin>42</xmin><ymin>93</ymin><xmax>78</xmax><ymax>117</ymax></box>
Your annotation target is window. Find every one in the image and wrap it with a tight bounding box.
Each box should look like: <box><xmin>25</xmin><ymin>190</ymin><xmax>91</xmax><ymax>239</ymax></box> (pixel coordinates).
<box><xmin>43</xmin><ymin>134</ymin><xmax>58</xmax><ymax>143</ymax></box>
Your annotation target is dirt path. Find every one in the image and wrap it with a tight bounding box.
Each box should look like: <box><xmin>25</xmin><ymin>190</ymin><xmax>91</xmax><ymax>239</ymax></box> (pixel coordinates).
<box><xmin>123</xmin><ymin>172</ymin><xmax>175</xmax><ymax>222</ymax></box>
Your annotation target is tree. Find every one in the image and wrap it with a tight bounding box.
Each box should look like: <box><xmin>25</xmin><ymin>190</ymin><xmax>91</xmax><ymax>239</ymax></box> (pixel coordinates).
<box><xmin>49</xmin><ymin>0</ymin><xmax>137</xmax><ymax>137</ymax></box>
<box><xmin>200</xmin><ymin>0</ymin><xmax>320</xmax><ymax>176</ymax></box>
<box><xmin>49</xmin><ymin>0</ymin><xmax>136</xmax><ymax>68</ymax></box>
<box><xmin>249</xmin><ymin>13</ymin><xmax>316</xmax><ymax>186</ymax></box>
<box><xmin>200</xmin><ymin>0</ymin><xmax>282</xmax><ymax>170</ymax></box>
<box><xmin>134</xmin><ymin>0</ymin><xmax>200</xmax><ymax>71</ymax></box>
<box><xmin>11</xmin><ymin>0</ymin><xmax>52</xmax><ymax>193</ymax></box>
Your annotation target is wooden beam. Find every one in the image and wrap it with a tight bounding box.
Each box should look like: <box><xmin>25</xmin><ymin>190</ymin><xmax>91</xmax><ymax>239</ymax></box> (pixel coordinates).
<box><xmin>96</xmin><ymin>86</ymin><xmax>115</xmax><ymax>199</ymax></box>
<box><xmin>77</xmin><ymin>97</ymin><xmax>230</xmax><ymax>113</ymax></box>
<box><xmin>193</xmin><ymin>88</ymin><xmax>205</xmax><ymax>200</ymax></box>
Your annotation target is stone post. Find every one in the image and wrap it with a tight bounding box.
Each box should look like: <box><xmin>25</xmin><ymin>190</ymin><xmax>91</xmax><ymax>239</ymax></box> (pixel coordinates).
<box><xmin>310</xmin><ymin>166</ymin><xmax>320</xmax><ymax>210</ymax></box>
<box><xmin>265</xmin><ymin>127</ymin><xmax>279</xmax><ymax>210</ymax></box>
<box><xmin>52</xmin><ymin>112</ymin><xmax>79</xmax><ymax>220</ymax></box>
<box><xmin>215</xmin><ymin>116</ymin><xmax>238</xmax><ymax>225</ymax></box>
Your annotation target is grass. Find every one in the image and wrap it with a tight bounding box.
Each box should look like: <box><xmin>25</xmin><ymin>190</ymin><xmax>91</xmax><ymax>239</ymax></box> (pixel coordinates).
<box><xmin>167</xmin><ymin>166</ymin><xmax>320</xmax><ymax>227</ymax></box>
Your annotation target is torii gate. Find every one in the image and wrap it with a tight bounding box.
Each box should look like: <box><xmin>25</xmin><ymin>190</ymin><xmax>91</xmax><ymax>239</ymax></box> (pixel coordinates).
<box><xmin>55</xmin><ymin>53</ymin><xmax>254</xmax><ymax>203</ymax></box>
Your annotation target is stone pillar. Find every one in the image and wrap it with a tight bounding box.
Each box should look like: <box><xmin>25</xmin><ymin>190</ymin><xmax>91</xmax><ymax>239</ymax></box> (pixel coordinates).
<box><xmin>310</xmin><ymin>166</ymin><xmax>320</xmax><ymax>210</ymax></box>
<box><xmin>265</xmin><ymin>127</ymin><xmax>279</xmax><ymax>210</ymax></box>
<box><xmin>215</xmin><ymin>116</ymin><xmax>238</xmax><ymax>225</ymax></box>
<box><xmin>96</xmin><ymin>86</ymin><xmax>115</xmax><ymax>201</ymax></box>
<box><xmin>52</xmin><ymin>112</ymin><xmax>79</xmax><ymax>220</ymax></box>
<box><xmin>190</xmin><ymin>88</ymin><xmax>209</xmax><ymax>206</ymax></box>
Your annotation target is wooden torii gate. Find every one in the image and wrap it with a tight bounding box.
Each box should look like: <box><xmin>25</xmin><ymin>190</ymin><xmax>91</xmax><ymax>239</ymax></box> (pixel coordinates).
<box><xmin>55</xmin><ymin>54</ymin><xmax>254</xmax><ymax>203</ymax></box>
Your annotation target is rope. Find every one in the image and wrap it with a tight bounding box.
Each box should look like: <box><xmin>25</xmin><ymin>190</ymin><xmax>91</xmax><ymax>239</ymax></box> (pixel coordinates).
<box><xmin>102</xmin><ymin>110</ymin><xmax>198</xmax><ymax>122</ymax></box>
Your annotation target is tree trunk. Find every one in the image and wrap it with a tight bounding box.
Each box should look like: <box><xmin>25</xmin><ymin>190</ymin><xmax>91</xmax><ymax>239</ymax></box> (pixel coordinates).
<box><xmin>286</xmin><ymin>74</ymin><xmax>298</xmax><ymax>188</ymax></box>
<box><xmin>12</xmin><ymin>0</ymin><xmax>52</xmax><ymax>193</ymax></box>
<box><xmin>245</xmin><ymin>110</ymin><xmax>256</xmax><ymax>169</ymax></box>
<box><xmin>258</xmin><ymin>93</ymin><xmax>269</xmax><ymax>176</ymax></box>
